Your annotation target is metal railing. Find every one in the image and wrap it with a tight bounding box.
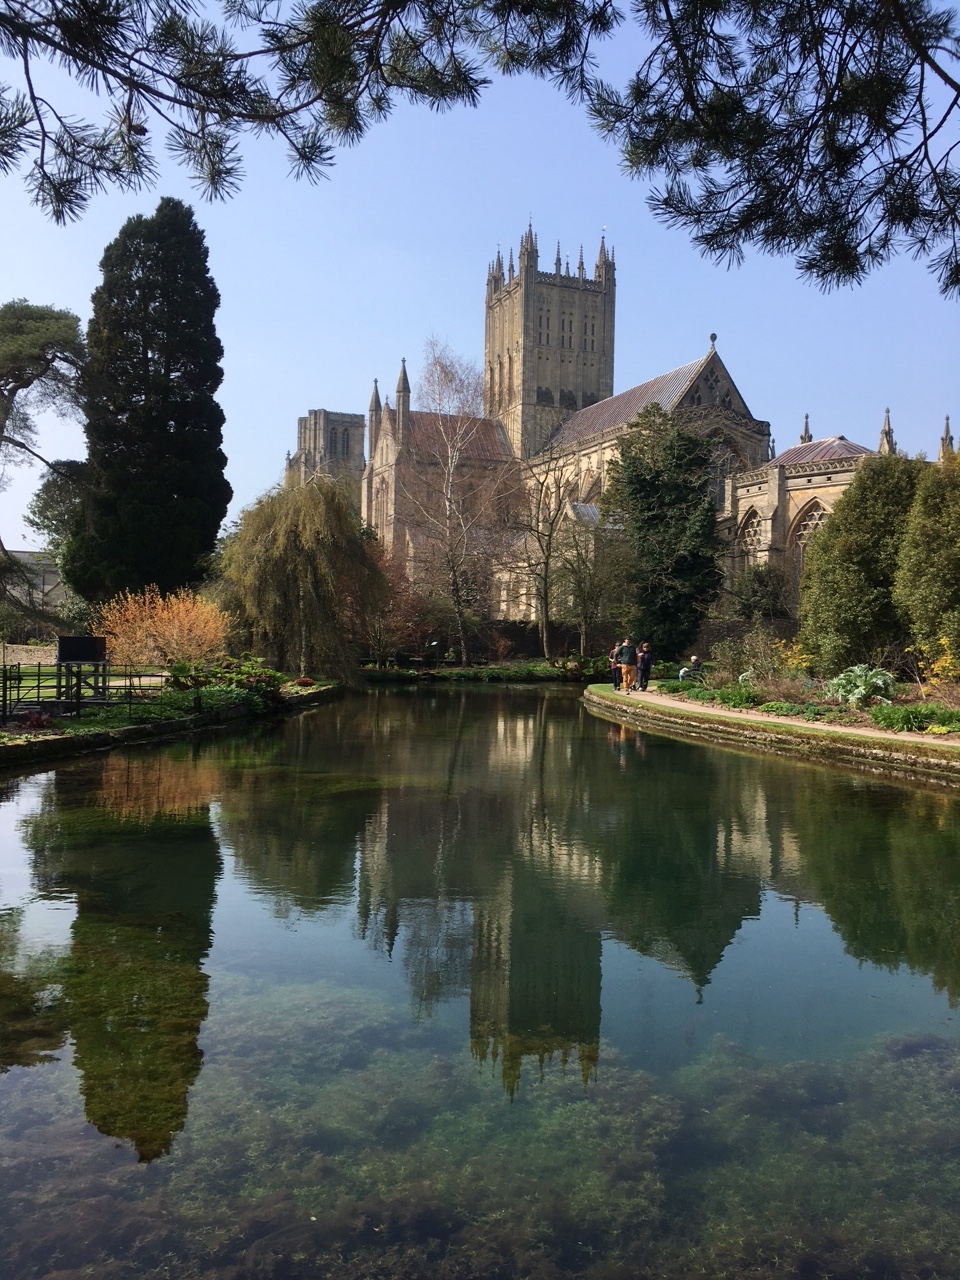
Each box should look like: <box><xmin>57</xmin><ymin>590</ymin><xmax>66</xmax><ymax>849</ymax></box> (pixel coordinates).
<box><xmin>1</xmin><ymin>662</ymin><xmax>185</xmax><ymax>726</ymax></box>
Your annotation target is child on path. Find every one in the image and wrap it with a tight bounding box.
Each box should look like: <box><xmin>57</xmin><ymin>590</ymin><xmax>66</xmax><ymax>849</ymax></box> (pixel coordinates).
<box><xmin>637</xmin><ymin>641</ymin><xmax>654</xmax><ymax>691</ymax></box>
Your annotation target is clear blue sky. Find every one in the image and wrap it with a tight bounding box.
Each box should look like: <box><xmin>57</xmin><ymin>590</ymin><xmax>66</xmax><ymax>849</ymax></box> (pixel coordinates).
<box><xmin>2</xmin><ymin>47</ymin><xmax>957</xmax><ymax>550</ymax></box>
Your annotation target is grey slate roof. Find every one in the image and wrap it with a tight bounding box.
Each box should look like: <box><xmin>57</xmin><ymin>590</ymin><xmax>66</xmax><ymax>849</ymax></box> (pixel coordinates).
<box><xmin>552</xmin><ymin>355</ymin><xmax>708</xmax><ymax>448</ymax></box>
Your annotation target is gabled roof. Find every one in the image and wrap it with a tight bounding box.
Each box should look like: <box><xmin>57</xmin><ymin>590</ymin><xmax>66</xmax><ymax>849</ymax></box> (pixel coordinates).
<box><xmin>383</xmin><ymin>406</ymin><xmax>512</xmax><ymax>461</ymax></box>
<box><xmin>767</xmin><ymin>435</ymin><xmax>875</xmax><ymax>468</ymax></box>
<box><xmin>551</xmin><ymin>354</ymin><xmax>710</xmax><ymax>449</ymax></box>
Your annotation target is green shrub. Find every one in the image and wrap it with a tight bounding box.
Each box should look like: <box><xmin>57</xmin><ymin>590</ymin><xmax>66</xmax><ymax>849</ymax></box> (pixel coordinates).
<box><xmin>657</xmin><ymin>680</ymin><xmax>686</xmax><ymax>694</ymax></box>
<box><xmin>757</xmin><ymin>701</ymin><xmax>807</xmax><ymax>716</ymax></box>
<box><xmin>826</xmin><ymin>665</ymin><xmax>896</xmax><ymax>708</ymax></box>
<box><xmin>931</xmin><ymin>706</ymin><xmax>960</xmax><ymax>728</ymax></box>
<box><xmin>869</xmin><ymin>703</ymin><xmax>935</xmax><ymax>733</ymax></box>
<box><xmin>651</xmin><ymin>662</ymin><xmax>678</xmax><ymax>680</ymax></box>
<box><xmin>714</xmin><ymin>685</ymin><xmax>762</xmax><ymax>708</ymax></box>
<box><xmin>685</xmin><ymin>686</ymin><xmax>718</xmax><ymax>702</ymax></box>
<box><xmin>167</xmin><ymin>655</ymin><xmax>286</xmax><ymax>704</ymax></box>
<box><xmin>803</xmin><ymin>704</ymin><xmax>829</xmax><ymax>720</ymax></box>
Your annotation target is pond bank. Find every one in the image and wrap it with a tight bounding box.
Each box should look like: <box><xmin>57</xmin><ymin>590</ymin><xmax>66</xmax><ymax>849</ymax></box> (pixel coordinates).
<box><xmin>0</xmin><ymin>683</ymin><xmax>340</xmax><ymax>775</ymax></box>
<box><xmin>584</xmin><ymin>683</ymin><xmax>960</xmax><ymax>789</ymax></box>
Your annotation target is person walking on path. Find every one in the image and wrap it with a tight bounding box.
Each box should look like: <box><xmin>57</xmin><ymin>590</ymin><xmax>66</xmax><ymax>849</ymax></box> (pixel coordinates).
<box><xmin>616</xmin><ymin>638</ymin><xmax>638</xmax><ymax>693</ymax></box>
<box><xmin>608</xmin><ymin>643</ymin><xmax>622</xmax><ymax>691</ymax></box>
<box><xmin>637</xmin><ymin>641</ymin><xmax>654</xmax><ymax>691</ymax></box>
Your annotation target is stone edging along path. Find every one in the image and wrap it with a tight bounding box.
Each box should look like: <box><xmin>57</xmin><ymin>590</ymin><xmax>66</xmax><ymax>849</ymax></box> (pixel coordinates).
<box><xmin>583</xmin><ymin>683</ymin><xmax>960</xmax><ymax>789</ymax></box>
<box><xmin>0</xmin><ymin>684</ymin><xmax>341</xmax><ymax>775</ymax></box>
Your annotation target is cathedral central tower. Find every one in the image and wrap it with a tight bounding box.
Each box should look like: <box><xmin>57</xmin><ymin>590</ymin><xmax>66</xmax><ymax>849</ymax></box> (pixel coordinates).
<box><xmin>484</xmin><ymin>225</ymin><xmax>615</xmax><ymax>458</ymax></box>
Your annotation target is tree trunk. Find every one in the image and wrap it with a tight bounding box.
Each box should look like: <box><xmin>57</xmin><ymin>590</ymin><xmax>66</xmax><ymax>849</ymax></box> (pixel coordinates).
<box><xmin>449</xmin><ymin>567</ymin><xmax>471</xmax><ymax>666</ymax></box>
<box><xmin>297</xmin><ymin>580</ymin><xmax>307</xmax><ymax>677</ymax></box>
<box><xmin>539</xmin><ymin>582</ymin><xmax>551</xmax><ymax>660</ymax></box>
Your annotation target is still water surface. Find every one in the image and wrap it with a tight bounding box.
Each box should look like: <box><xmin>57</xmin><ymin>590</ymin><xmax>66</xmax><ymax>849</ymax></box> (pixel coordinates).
<box><xmin>3</xmin><ymin>686</ymin><xmax>960</xmax><ymax>1278</ymax></box>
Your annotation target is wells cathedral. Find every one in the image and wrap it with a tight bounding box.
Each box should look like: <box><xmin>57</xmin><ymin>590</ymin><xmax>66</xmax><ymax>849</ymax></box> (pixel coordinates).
<box><xmin>286</xmin><ymin>224</ymin><xmax>954</xmax><ymax>617</ymax></box>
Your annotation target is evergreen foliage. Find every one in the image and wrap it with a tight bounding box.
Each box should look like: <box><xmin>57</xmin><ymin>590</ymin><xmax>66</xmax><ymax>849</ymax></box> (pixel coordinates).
<box><xmin>61</xmin><ymin>198</ymin><xmax>232</xmax><ymax>602</ymax></box>
<box><xmin>593</xmin><ymin>0</ymin><xmax>960</xmax><ymax>296</ymax></box>
<box><xmin>24</xmin><ymin>459</ymin><xmax>88</xmax><ymax>561</ymax></box>
<box><xmin>602</xmin><ymin>406</ymin><xmax>723</xmax><ymax>658</ymax></box>
<box><xmin>799</xmin><ymin>454</ymin><xmax>924</xmax><ymax>671</ymax></box>
<box><xmin>728</xmin><ymin>563</ymin><xmax>790</xmax><ymax>622</ymax></box>
<box><xmin>3</xmin><ymin>0</ymin><xmax>958</xmax><ymax>292</ymax></box>
<box><xmin>220</xmin><ymin>477</ymin><xmax>386</xmax><ymax>681</ymax></box>
<box><xmin>893</xmin><ymin>453</ymin><xmax>960</xmax><ymax>661</ymax></box>
<box><xmin>0</xmin><ymin>299</ymin><xmax>85</xmax><ymax>471</ymax></box>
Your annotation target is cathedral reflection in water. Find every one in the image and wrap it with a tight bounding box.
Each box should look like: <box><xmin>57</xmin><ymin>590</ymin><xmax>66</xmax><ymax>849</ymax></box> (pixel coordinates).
<box><xmin>4</xmin><ymin>688</ymin><xmax>959</xmax><ymax>1155</ymax></box>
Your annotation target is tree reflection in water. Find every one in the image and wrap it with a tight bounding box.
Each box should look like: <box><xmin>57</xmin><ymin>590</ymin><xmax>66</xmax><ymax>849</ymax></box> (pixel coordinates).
<box><xmin>15</xmin><ymin>749</ymin><xmax>222</xmax><ymax>1160</ymax></box>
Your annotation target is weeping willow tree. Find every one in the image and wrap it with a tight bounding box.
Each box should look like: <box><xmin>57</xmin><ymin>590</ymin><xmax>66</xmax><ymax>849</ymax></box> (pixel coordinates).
<box><xmin>221</xmin><ymin>478</ymin><xmax>386</xmax><ymax>682</ymax></box>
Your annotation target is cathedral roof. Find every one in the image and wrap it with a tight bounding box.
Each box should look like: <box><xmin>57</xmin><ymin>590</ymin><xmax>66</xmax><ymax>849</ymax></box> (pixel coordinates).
<box><xmin>551</xmin><ymin>354</ymin><xmax>712</xmax><ymax>448</ymax></box>
<box><xmin>767</xmin><ymin>435</ymin><xmax>875</xmax><ymax>468</ymax></box>
<box><xmin>392</xmin><ymin>407</ymin><xmax>512</xmax><ymax>461</ymax></box>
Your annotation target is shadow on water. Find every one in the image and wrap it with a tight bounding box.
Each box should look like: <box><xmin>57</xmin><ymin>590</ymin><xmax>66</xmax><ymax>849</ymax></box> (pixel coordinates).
<box><xmin>1</xmin><ymin>688</ymin><xmax>960</xmax><ymax>1276</ymax></box>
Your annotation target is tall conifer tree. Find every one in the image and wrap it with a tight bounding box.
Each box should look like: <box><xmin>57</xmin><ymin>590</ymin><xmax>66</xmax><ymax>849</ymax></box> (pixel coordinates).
<box><xmin>62</xmin><ymin>198</ymin><xmax>232</xmax><ymax>600</ymax></box>
<box><xmin>799</xmin><ymin>454</ymin><xmax>924</xmax><ymax>672</ymax></box>
<box><xmin>893</xmin><ymin>454</ymin><xmax>960</xmax><ymax>661</ymax></box>
<box><xmin>602</xmin><ymin>407</ymin><xmax>723</xmax><ymax>657</ymax></box>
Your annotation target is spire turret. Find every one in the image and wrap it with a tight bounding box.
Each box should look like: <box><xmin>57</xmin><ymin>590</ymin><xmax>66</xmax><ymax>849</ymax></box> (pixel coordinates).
<box><xmin>395</xmin><ymin>359</ymin><xmax>410</xmax><ymax>444</ymax></box>
<box><xmin>878</xmin><ymin>407</ymin><xmax>896</xmax><ymax>455</ymax></box>
<box><xmin>518</xmin><ymin>224</ymin><xmax>538</xmax><ymax>269</ymax></box>
<box><xmin>368</xmin><ymin>377</ymin><xmax>383</xmax><ymax>456</ymax></box>
<box><xmin>577</xmin><ymin>246</ymin><xmax>585</xmax><ymax>281</ymax></box>
<box><xmin>555</xmin><ymin>241</ymin><xmax>562</xmax><ymax>276</ymax></box>
<box><xmin>940</xmin><ymin>413</ymin><xmax>954</xmax><ymax>462</ymax></box>
<box><xmin>594</xmin><ymin>234</ymin><xmax>614</xmax><ymax>281</ymax></box>
<box><xmin>508</xmin><ymin>248</ymin><xmax>514</xmax><ymax>283</ymax></box>
<box><xmin>800</xmin><ymin>413</ymin><xmax>812</xmax><ymax>444</ymax></box>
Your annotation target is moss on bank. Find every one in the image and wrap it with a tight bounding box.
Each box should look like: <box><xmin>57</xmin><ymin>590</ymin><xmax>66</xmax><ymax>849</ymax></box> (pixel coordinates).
<box><xmin>584</xmin><ymin>684</ymin><xmax>960</xmax><ymax>789</ymax></box>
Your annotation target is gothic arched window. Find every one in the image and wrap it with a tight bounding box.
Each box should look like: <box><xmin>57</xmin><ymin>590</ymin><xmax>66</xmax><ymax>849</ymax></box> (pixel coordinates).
<box><xmin>790</xmin><ymin>501</ymin><xmax>828</xmax><ymax>597</ymax></box>
<box><xmin>737</xmin><ymin>509</ymin><xmax>762</xmax><ymax>562</ymax></box>
<box><xmin>342</xmin><ymin>430</ymin><xmax>350</xmax><ymax>458</ymax></box>
<box><xmin>329</xmin><ymin>427</ymin><xmax>338</xmax><ymax>458</ymax></box>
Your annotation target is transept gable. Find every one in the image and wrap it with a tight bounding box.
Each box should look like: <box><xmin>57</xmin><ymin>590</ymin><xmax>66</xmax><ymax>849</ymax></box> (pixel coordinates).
<box><xmin>545</xmin><ymin>346</ymin><xmax>758</xmax><ymax>456</ymax></box>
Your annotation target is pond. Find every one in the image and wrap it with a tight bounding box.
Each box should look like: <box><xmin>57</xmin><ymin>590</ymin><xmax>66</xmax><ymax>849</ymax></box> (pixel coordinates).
<box><xmin>3</xmin><ymin>685</ymin><xmax>960</xmax><ymax>1279</ymax></box>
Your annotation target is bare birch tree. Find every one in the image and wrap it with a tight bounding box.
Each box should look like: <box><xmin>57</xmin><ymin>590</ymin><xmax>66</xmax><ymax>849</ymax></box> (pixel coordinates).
<box><xmin>401</xmin><ymin>339</ymin><xmax>519</xmax><ymax>666</ymax></box>
<box><xmin>505</xmin><ymin>439</ymin><xmax>576</xmax><ymax>660</ymax></box>
<box><xmin>553</xmin><ymin>515</ymin><xmax>632</xmax><ymax>655</ymax></box>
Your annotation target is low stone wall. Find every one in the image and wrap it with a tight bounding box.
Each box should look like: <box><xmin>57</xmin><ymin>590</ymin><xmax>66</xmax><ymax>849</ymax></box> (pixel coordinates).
<box><xmin>583</xmin><ymin>685</ymin><xmax>960</xmax><ymax>790</ymax></box>
<box><xmin>1</xmin><ymin>644</ymin><xmax>57</xmax><ymax>665</ymax></box>
<box><xmin>0</xmin><ymin>683</ymin><xmax>341</xmax><ymax>775</ymax></box>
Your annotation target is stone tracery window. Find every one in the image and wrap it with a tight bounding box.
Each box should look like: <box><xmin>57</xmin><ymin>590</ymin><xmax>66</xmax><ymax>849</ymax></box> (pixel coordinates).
<box><xmin>792</xmin><ymin>501</ymin><xmax>827</xmax><ymax>550</ymax></box>
<box><xmin>737</xmin><ymin>509</ymin><xmax>762</xmax><ymax>562</ymax></box>
<box><xmin>704</xmin><ymin>366</ymin><xmax>720</xmax><ymax>394</ymax></box>
<box><xmin>791</xmin><ymin>501</ymin><xmax>828</xmax><ymax>596</ymax></box>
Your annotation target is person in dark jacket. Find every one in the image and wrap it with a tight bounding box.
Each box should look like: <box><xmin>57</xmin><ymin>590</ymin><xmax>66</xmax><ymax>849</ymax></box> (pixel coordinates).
<box><xmin>637</xmin><ymin>641</ymin><xmax>654</xmax><ymax>691</ymax></box>
<box><xmin>616</xmin><ymin>638</ymin><xmax>638</xmax><ymax>692</ymax></box>
<box><xmin>608</xmin><ymin>643</ymin><xmax>622</xmax><ymax>691</ymax></box>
